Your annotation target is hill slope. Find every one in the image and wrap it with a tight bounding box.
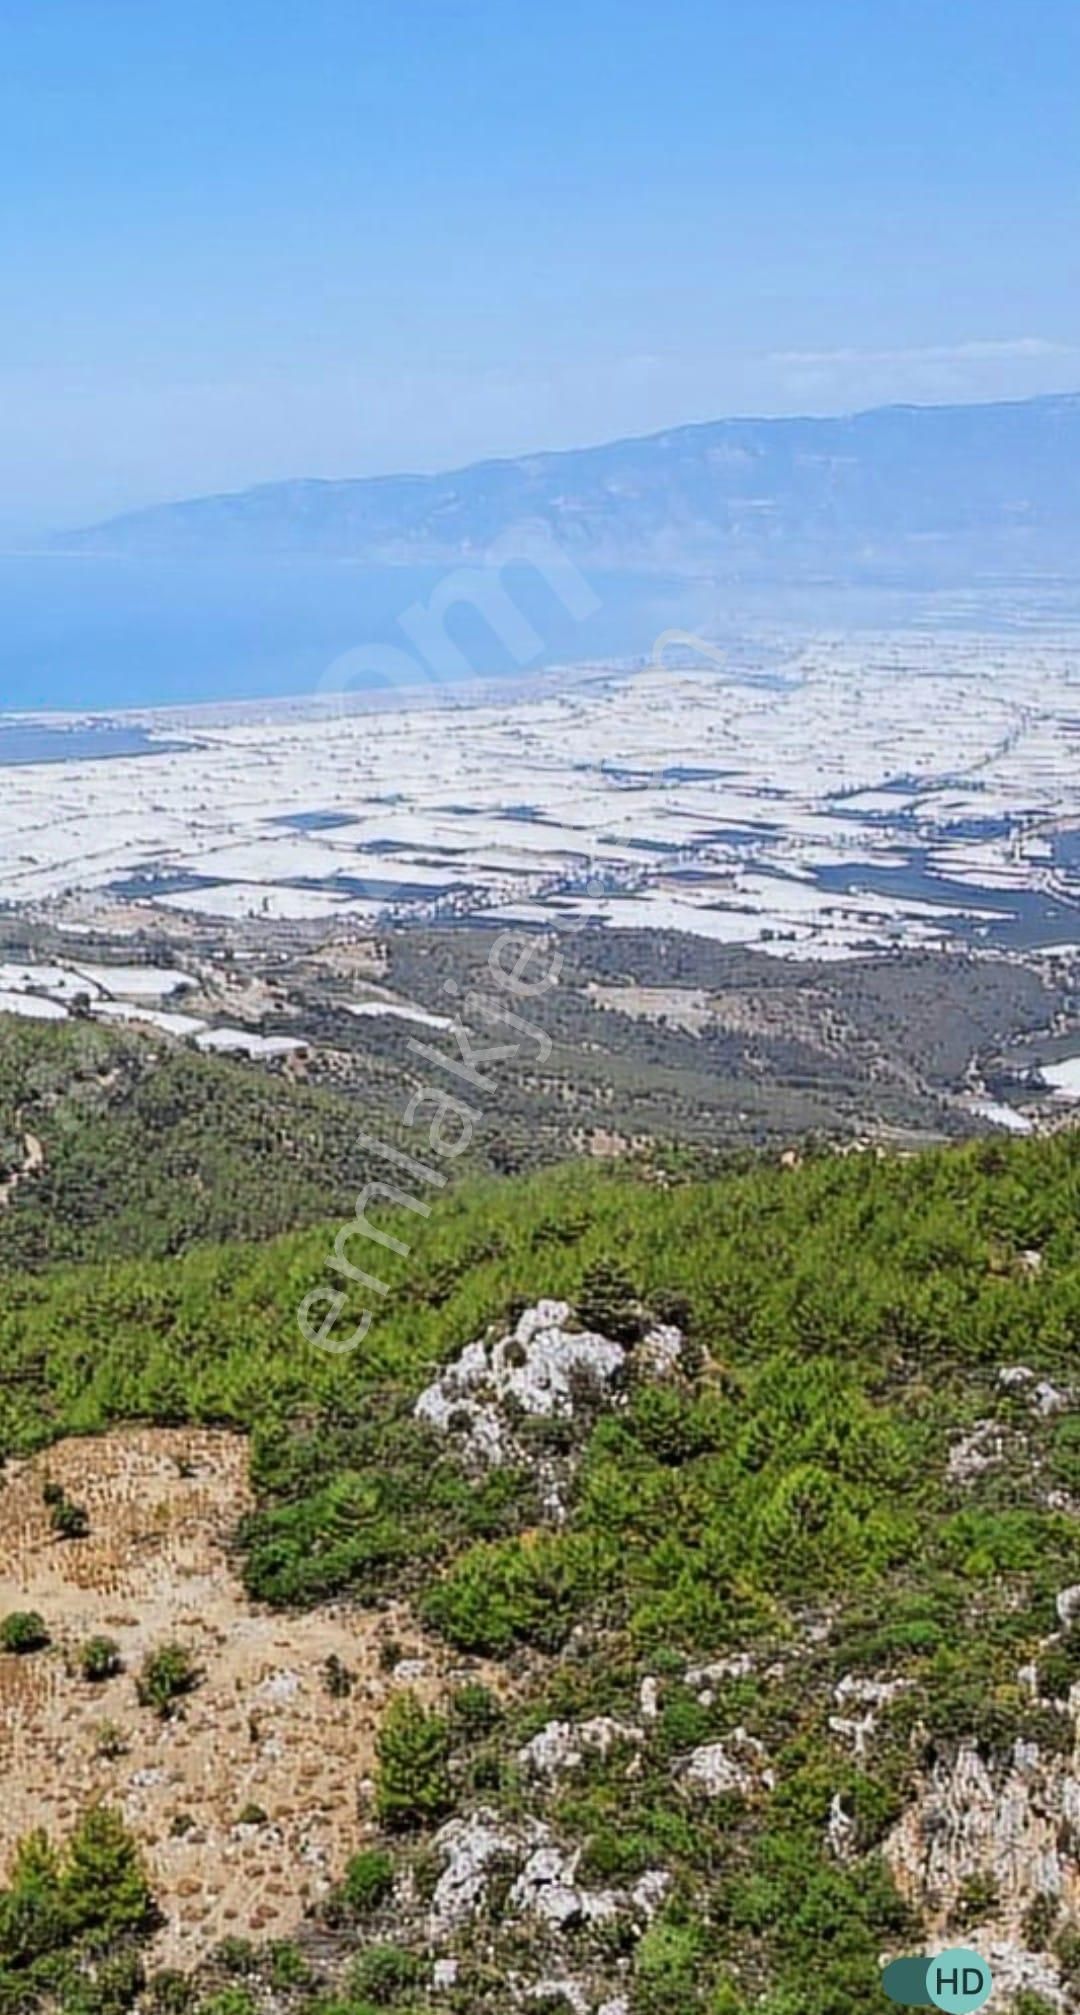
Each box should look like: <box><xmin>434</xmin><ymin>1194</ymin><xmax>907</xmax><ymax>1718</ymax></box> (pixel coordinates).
<box><xmin>0</xmin><ymin>1016</ymin><xmax>415</xmax><ymax>1269</ymax></box>
<box><xmin>0</xmin><ymin>930</ymin><xmax>1064</xmax><ymax>1273</ymax></box>
<box><xmin>62</xmin><ymin>392</ymin><xmax>1080</xmax><ymax>581</ymax></box>
<box><xmin>1</xmin><ymin>1138</ymin><xmax>1079</xmax><ymax>2011</ymax></box>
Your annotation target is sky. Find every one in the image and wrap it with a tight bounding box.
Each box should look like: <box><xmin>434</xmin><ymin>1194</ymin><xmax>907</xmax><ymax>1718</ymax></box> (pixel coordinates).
<box><xmin>2</xmin><ymin>0</ymin><xmax>1080</xmax><ymax>532</ymax></box>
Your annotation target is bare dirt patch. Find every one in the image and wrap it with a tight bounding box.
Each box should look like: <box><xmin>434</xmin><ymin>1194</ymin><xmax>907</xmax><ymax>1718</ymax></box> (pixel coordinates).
<box><xmin>306</xmin><ymin>938</ymin><xmax>388</xmax><ymax>982</ymax></box>
<box><xmin>0</xmin><ymin>1429</ymin><xmax>471</xmax><ymax>1967</ymax></box>
<box><xmin>586</xmin><ymin>982</ymin><xmax>714</xmax><ymax>1034</ymax></box>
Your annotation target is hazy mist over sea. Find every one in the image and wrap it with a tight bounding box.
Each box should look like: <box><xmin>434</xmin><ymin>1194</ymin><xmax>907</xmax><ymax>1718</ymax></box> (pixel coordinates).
<box><xmin>0</xmin><ymin>557</ymin><xmax>726</xmax><ymax>714</ymax></box>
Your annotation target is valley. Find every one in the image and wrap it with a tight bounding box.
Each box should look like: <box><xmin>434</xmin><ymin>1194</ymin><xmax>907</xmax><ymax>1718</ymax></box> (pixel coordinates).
<box><xmin>1</xmin><ymin>633</ymin><xmax>1079</xmax><ymax>961</ymax></box>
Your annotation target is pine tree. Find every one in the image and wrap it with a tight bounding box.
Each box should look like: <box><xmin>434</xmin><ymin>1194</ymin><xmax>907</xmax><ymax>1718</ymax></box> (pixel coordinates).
<box><xmin>374</xmin><ymin>1692</ymin><xmax>452</xmax><ymax>1830</ymax></box>
<box><xmin>61</xmin><ymin>1805</ymin><xmax>154</xmax><ymax>1942</ymax></box>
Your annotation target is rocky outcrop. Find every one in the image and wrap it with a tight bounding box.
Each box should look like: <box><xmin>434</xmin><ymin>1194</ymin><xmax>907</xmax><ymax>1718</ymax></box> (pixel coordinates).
<box><xmin>683</xmin><ymin>1653</ymin><xmax>756</xmax><ymax>1703</ymax></box>
<box><xmin>884</xmin><ymin>1685</ymin><xmax>1080</xmax><ymax>2008</ymax></box>
<box><xmin>826</xmin><ymin>1792</ymin><xmax>856</xmax><ymax>1861</ymax></box>
<box><xmin>518</xmin><ymin>1716</ymin><xmax>645</xmax><ymax>1777</ymax></box>
<box><xmin>413</xmin><ymin>1299</ymin><xmax>685</xmax><ymax>1476</ymax></box>
<box><xmin>998</xmin><ymin>1363</ymin><xmax>1073</xmax><ymax>1416</ymax></box>
<box><xmin>1056</xmin><ymin>1587</ymin><xmax>1080</xmax><ymax>1630</ymax></box>
<box><xmin>947</xmin><ymin>1420</ymin><xmax>1010</xmax><ymax>1485</ymax></box>
<box><xmin>427</xmin><ymin>1809</ymin><xmax>532</xmax><ymax>1933</ymax></box>
<box><xmin>948</xmin><ymin>1367</ymin><xmax>1074</xmax><ymax>1494</ymax></box>
<box><xmin>829</xmin><ymin>1671</ymin><xmax>909</xmax><ymax>1759</ymax></box>
<box><xmin>680</xmin><ymin>1730</ymin><xmax>774</xmax><ymax>1798</ymax></box>
<box><xmin>427</xmin><ymin>1804</ymin><xmax>669</xmax><ymax>1943</ymax></box>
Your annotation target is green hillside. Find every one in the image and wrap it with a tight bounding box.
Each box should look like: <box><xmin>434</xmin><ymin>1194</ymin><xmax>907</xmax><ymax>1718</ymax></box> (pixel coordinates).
<box><xmin>0</xmin><ymin>1017</ymin><xmax>413</xmax><ymax>1268</ymax></box>
<box><xmin>1</xmin><ymin>1135</ymin><xmax>1078</xmax><ymax>2012</ymax></box>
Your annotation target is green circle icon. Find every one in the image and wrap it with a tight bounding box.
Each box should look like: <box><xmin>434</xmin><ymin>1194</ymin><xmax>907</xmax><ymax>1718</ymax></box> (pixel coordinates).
<box><xmin>925</xmin><ymin>1947</ymin><xmax>992</xmax><ymax>2012</ymax></box>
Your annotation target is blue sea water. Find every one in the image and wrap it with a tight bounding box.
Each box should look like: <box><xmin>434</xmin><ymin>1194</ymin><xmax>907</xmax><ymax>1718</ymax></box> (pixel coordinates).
<box><xmin>0</xmin><ymin>554</ymin><xmax>732</xmax><ymax>716</ymax></box>
<box><xmin>2</xmin><ymin>552</ymin><xmax>1062</xmax><ymax>723</ymax></box>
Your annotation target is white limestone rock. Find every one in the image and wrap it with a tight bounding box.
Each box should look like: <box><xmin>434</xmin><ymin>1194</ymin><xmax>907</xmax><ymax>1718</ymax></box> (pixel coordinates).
<box><xmin>414</xmin><ymin>1298</ymin><xmax>684</xmax><ymax>1470</ymax></box>
<box><xmin>525</xmin><ymin>1983</ymin><xmax>589</xmax><ymax>2014</ymax></box>
<box><xmin>518</xmin><ymin>1716</ymin><xmax>644</xmax><ymax>1778</ymax></box>
<box><xmin>428</xmin><ymin>1808</ymin><xmax>535</xmax><ymax>1933</ymax></box>
<box><xmin>947</xmin><ymin>1420</ymin><xmax>1007</xmax><ymax>1484</ymax></box>
<box><xmin>683</xmin><ymin>1652</ymin><xmax>755</xmax><ymax>1704</ymax></box>
<box><xmin>428</xmin><ymin>1806</ymin><xmax>670</xmax><ymax>1942</ymax></box>
<box><xmin>1033</xmin><ymin>1379</ymin><xmax>1072</xmax><ymax>1416</ymax></box>
<box><xmin>510</xmin><ymin>1846</ymin><xmax>596</xmax><ymax>1929</ymax></box>
<box><xmin>639</xmin><ymin>1675</ymin><xmax>660</xmax><ymax>1722</ymax></box>
<box><xmin>998</xmin><ymin>1363</ymin><xmax>1073</xmax><ymax>1416</ymax></box>
<box><xmin>1055</xmin><ymin>1585</ymin><xmax>1080</xmax><ymax>1628</ymax></box>
<box><xmin>681</xmin><ymin>1730</ymin><xmax>773</xmax><ymax>1797</ymax></box>
<box><xmin>828</xmin><ymin>1673</ymin><xmax>909</xmax><ymax>1760</ymax></box>
<box><xmin>391</xmin><ymin>1656</ymin><xmax>429</xmax><ymax>1684</ymax></box>
<box><xmin>630</xmin><ymin>1869</ymin><xmax>671</xmax><ymax>1917</ymax></box>
<box><xmin>635</xmin><ymin>1323</ymin><xmax>685</xmax><ymax>1377</ymax></box>
<box><xmin>885</xmin><ymin>1725</ymin><xmax>1080</xmax><ymax>1991</ymax></box>
<box><xmin>826</xmin><ymin>1793</ymin><xmax>856</xmax><ymax>1862</ymax></box>
<box><xmin>833</xmin><ymin>1673</ymin><xmax>908</xmax><ymax>1709</ymax></box>
<box><xmin>508</xmin><ymin>1845</ymin><xmax>669</xmax><ymax>1933</ymax></box>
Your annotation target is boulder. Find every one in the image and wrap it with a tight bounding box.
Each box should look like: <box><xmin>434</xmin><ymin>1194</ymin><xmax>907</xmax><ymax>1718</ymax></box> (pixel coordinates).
<box><xmin>681</xmin><ymin>1730</ymin><xmax>773</xmax><ymax>1797</ymax></box>
<box><xmin>414</xmin><ymin>1298</ymin><xmax>684</xmax><ymax>1471</ymax></box>
<box><xmin>428</xmin><ymin>1808</ymin><xmax>535</xmax><ymax>1933</ymax></box>
<box><xmin>1055</xmin><ymin>1585</ymin><xmax>1080</xmax><ymax>1628</ymax></box>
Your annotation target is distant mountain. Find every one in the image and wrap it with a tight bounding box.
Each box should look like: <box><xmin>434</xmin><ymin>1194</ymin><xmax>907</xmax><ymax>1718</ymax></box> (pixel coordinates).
<box><xmin>61</xmin><ymin>392</ymin><xmax>1080</xmax><ymax>580</ymax></box>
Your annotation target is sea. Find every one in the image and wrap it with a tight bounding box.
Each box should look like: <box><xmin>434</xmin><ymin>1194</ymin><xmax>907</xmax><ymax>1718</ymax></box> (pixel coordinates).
<box><xmin>0</xmin><ymin>554</ymin><xmax>741</xmax><ymax>720</ymax></box>
<box><xmin>2</xmin><ymin>552</ymin><xmax>1061</xmax><ymax>727</ymax></box>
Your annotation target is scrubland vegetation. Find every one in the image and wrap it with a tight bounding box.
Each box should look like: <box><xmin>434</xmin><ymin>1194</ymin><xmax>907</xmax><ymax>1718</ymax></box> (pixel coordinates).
<box><xmin>2</xmin><ymin>1128</ymin><xmax>1079</xmax><ymax>2011</ymax></box>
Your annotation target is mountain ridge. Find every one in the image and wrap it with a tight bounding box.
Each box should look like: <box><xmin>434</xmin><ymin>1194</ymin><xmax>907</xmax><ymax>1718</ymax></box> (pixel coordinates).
<box><xmin>57</xmin><ymin>389</ymin><xmax>1080</xmax><ymax>582</ymax></box>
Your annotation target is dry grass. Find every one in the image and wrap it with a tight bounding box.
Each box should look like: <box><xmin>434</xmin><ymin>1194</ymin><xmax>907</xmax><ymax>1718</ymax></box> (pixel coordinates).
<box><xmin>0</xmin><ymin>1429</ymin><xmax>469</xmax><ymax>1966</ymax></box>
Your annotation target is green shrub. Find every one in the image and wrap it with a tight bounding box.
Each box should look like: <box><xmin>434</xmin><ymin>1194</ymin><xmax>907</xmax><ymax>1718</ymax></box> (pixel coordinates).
<box><xmin>449</xmin><ymin>1680</ymin><xmax>501</xmax><ymax>1737</ymax></box>
<box><xmin>1039</xmin><ymin>1626</ymin><xmax>1080</xmax><ymax>1701</ymax></box>
<box><xmin>952</xmin><ymin>1869</ymin><xmax>999</xmax><ymax>1927</ymax></box>
<box><xmin>147</xmin><ymin>1970</ymin><xmax>197</xmax><ymax>2015</ymax></box>
<box><xmin>197</xmin><ymin>1991</ymin><xmax>257</xmax><ymax>2015</ymax></box>
<box><xmin>93</xmin><ymin>1720</ymin><xmax>129</xmax><ymax>1760</ymax></box>
<box><xmin>342</xmin><ymin>1848</ymin><xmax>395</xmax><ymax>1914</ymax></box>
<box><xmin>61</xmin><ymin>1804</ymin><xmax>155</xmax><ymax>1942</ymax></box>
<box><xmin>322</xmin><ymin>1653</ymin><xmax>353</xmax><ymax>1698</ymax></box>
<box><xmin>79</xmin><ymin>1636</ymin><xmax>123</xmax><ymax>1683</ymax></box>
<box><xmin>79</xmin><ymin>1947</ymin><xmax>146</xmax><ymax>2015</ymax></box>
<box><xmin>634</xmin><ymin>1912</ymin><xmax>707</xmax><ymax>2012</ymax></box>
<box><xmin>577</xmin><ymin>1257</ymin><xmax>647</xmax><ymax>1343</ymax></box>
<box><xmin>1023</xmin><ymin>1893</ymin><xmax>1059</xmax><ymax>1950</ymax></box>
<box><xmin>349</xmin><ymin>1943</ymin><xmax>424</xmax><ymax>2004</ymax></box>
<box><xmin>0</xmin><ymin>1611</ymin><xmax>49</xmax><ymax>1654</ymax></box>
<box><xmin>47</xmin><ymin>1490</ymin><xmax>90</xmax><ymax>1540</ymax></box>
<box><xmin>135</xmin><ymin>1644</ymin><xmax>201</xmax><ymax>1717</ymax></box>
<box><xmin>0</xmin><ymin>1830</ymin><xmax>68</xmax><ymax>1967</ymax></box>
<box><xmin>267</xmin><ymin>1940</ymin><xmax>311</xmax><ymax>1991</ymax></box>
<box><xmin>214</xmin><ymin>1938</ymin><xmax>256</xmax><ymax>1977</ymax></box>
<box><xmin>1055</xmin><ymin>1927</ymin><xmax>1080</xmax><ymax>1990</ymax></box>
<box><xmin>374</xmin><ymin>1692</ymin><xmax>452</xmax><ymax>1830</ymax></box>
<box><xmin>424</xmin><ymin>1531</ymin><xmax>611</xmax><ymax>1655</ymax></box>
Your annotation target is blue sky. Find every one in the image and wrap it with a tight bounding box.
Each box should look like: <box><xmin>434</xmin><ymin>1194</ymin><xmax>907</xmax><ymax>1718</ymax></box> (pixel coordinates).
<box><xmin>3</xmin><ymin>0</ymin><xmax>1080</xmax><ymax>529</ymax></box>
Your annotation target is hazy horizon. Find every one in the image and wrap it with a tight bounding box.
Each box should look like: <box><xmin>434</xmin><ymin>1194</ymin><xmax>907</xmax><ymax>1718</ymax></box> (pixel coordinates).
<box><xmin>31</xmin><ymin>379</ymin><xmax>1080</xmax><ymax>541</ymax></box>
<box><xmin>4</xmin><ymin>2</ymin><xmax>1080</xmax><ymax>534</ymax></box>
